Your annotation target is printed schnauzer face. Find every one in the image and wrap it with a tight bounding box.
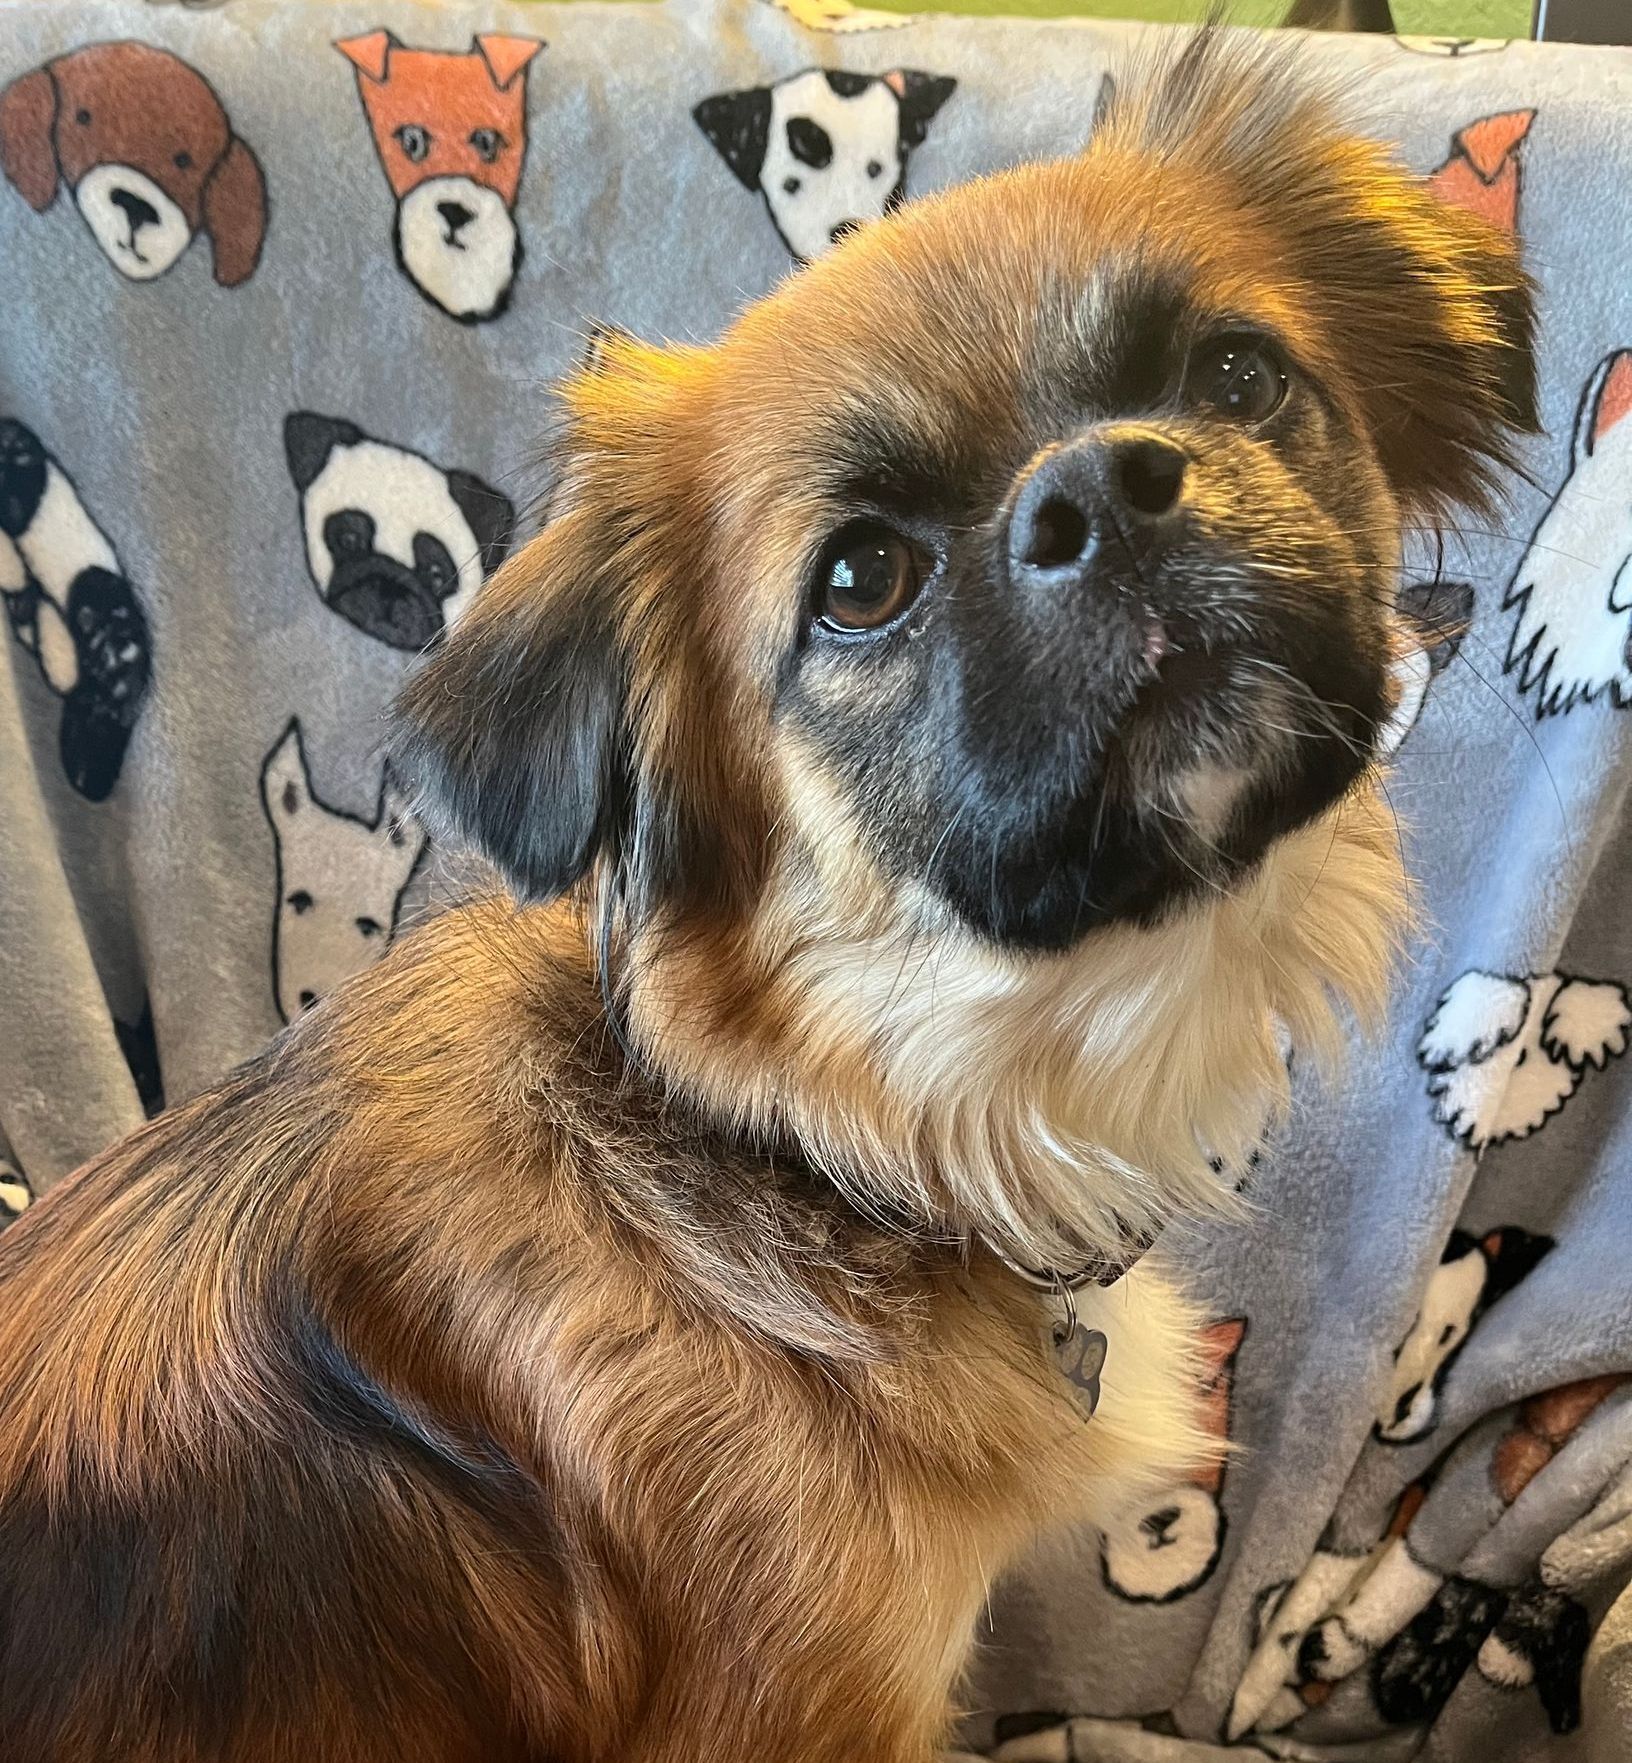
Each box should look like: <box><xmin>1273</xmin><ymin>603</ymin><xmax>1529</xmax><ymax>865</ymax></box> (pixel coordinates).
<box><xmin>260</xmin><ymin>720</ymin><xmax>426</xmax><ymax>1023</ymax></box>
<box><xmin>0</xmin><ymin>41</ymin><xmax>266</xmax><ymax>285</ymax></box>
<box><xmin>284</xmin><ymin>413</ymin><xmax>515</xmax><ymax>651</ymax></box>
<box><xmin>694</xmin><ymin>67</ymin><xmax>955</xmax><ymax>262</ymax></box>
<box><xmin>337</xmin><ymin>31</ymin><xmax>542</xmax><ymax>323</ymax></box>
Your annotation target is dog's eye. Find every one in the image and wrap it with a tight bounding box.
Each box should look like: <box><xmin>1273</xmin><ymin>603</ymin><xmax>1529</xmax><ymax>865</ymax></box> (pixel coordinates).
<box><xmin>394</xmin><ymin>124</ymin><xmax>433</xmax><ymax>163</ymax></box>
<box><xmin>287</xmin><ymin>890</ymin><xmax>314</xmax><ymax>914</ymax></box>
<box><xmin>1185</xmin><ymin>333</ymin><xmax>1289</xmax><ymax>424</ymax></box>
<box><xmin>75</xmin><ymin>108</ymin><xmax>91</xmax><ymax>126</ymax></box>
<box><xmin>815</xmin><ymin>522</ymin><xmax>929</xmax><ymax>634</ymax></box>
<box><xmin>356</xmin><ymin>916</ymin><xmax>384</xmax><ymax>938</ymax></box>
<box><xmin>866</xmin><ymin>159</ymin><xmax>884</xmax><ymax>179</ymax></box>
<box><xmin>469</xmin><ymin>128</ymin><xmax>505</xmax><ymax>163</ymax></box>
<box><xmin>174</xmin><ymin>151</ymin><xmax>193</xmax><ymax>171</ymax></box>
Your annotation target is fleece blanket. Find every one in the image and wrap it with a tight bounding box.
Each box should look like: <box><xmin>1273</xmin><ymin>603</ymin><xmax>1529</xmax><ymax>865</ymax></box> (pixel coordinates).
<box><xmin>3</xmin><ymin>2</ymin><xmax>1632</xmax><ymax>1756</ymax></box>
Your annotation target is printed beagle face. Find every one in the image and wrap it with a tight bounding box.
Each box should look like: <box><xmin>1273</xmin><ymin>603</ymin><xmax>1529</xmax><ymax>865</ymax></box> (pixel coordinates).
<box><xmin>260</xmin><ymin>720</ymin><xmax>426</xmax><ymax>1023</ymax></box>
<box><xmin>0</xmin><ymin>41</ymin><xmax>266</xmax><ymax>285</ymax></box>
<box><xmin>284</xmin><ymin>413</ymin><xmax>515</xmax><ymax>651</ymax></box>
<box><xmin>1099</xmin><ymin>1317</ymin><xmax>1243</xmax><ymax>1602</ymax></box>
<box><xmin>1376</xmin><ymin>1226</ymin><xmax>1552</xmax><ymax>1444</ymax></box>
<box><xmin>337</xmin><ymin>31</ymin><xmax>542</xmax><ymax>323</ymax></box>
<box><xmin>693</xmin><ymin>67</ymin><xmax>955</xmax><ymax>262</ymax></box>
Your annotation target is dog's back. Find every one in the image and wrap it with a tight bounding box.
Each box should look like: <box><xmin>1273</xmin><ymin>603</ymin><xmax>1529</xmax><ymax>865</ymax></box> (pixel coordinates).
<box><xmin>0</xmin><ymin>907</ymin><xmax>602</xmax><ymax>1762</ymax></box>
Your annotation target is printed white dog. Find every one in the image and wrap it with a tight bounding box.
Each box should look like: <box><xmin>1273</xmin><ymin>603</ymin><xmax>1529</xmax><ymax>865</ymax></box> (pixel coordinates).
<box><xmin>1419</xmin><ymin>969</ymin><xmax>1630</xmax><ymax>1150</ymax></box>
<box><xmin>259</xmin><ymin>719</ymin><xmax>426</xmax><ymax>1023</ymax></box>
<box><xmin>1505</xmin><ymin>350</ymin><xmax>1632</xmax><ymax>717</ymax></box>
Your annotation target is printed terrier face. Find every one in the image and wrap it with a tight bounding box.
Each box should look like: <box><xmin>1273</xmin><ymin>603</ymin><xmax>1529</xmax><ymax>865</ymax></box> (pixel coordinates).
<box><xmin>693</xmin><ymin>67</ymin><xmax>955</xmax><ymax>261</ymax></box>
<box><xmin>0</xmin><ymin>41</ymin><xmax>266</xmax><ymax>284</ymax></box>
<box><xmin>260</xmin><ymin>720</ymin><xmax>426</xmax><ymax>1023</ymax></box>
<box><xmin>284</xmin><ymin>413</ymin><xmax>515</xmax><ymax>650</ymax></box>
<box><xmin>337</xmin><ymin>31</ymin><xmax>542</xmax><ymax>323</ymax></box>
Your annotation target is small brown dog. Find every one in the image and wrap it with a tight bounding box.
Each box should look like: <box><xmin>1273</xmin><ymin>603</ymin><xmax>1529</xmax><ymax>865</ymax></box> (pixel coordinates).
<box><xmin>0</xmin><ymin>34</ymin><xmax>1533</xmax><ymax>1763</ymax></box>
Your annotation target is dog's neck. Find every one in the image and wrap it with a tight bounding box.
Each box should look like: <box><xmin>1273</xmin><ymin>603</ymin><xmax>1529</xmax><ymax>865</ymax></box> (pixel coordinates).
<box><xmin>622</xmin><ymin>784</ymin><xmax>1405</xmax><ymax>1272</ymax></box>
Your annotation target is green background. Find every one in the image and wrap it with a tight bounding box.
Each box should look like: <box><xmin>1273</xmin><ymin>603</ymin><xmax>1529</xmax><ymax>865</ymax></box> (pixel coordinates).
<box><xmin>858</xmin><ymin>0</ymin><xmax>1530</xmax><ymax>31</ymax></box>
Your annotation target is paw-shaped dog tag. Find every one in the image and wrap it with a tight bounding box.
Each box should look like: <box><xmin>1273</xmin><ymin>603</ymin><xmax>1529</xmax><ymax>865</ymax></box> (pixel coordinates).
<box><xmin>1052</xmin><ymin>1319</ymin><xmax>1107</xmax><ymax>1421</ymax></box>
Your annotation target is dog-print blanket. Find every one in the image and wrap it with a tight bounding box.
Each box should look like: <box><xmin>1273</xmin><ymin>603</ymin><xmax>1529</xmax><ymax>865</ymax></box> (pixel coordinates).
<box><xmin>3</xmin><ymin>4</ymin><xmax>1632</xmax><ymax>1759</ymax></box>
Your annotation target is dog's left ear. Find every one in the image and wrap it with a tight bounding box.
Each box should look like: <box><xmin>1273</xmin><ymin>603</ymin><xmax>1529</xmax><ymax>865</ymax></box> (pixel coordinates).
<box><xmin>474</xmin><ymin>34</ymin><xmax>544</xmax><ymax>91</ymax></box>
<box><xmin>392</xmin><ymin>507</ymin><xmax>628</xmax><ymax>902</ymax></box>
<box><xmin>446</xmin><ymin>471</ymin><xmax>516</xmax><ymax>575</ymax></box>
<box><xmin>0</xmin><ymin>65</ymin><xmax>60</xmax><ymax>212</ymax></box>
<box><xmin>201</xmin><ymin>136</ymin><xmax>267</xmax><ymax>287</ymax></box>
<box><xmin>882</xmin><ymin>70</ymin><xmax>956</xmax><ymax>150</ymax></box>
<box><xmin>1339</xmin><ymin>182</ymin><xmax>1538</xmax><ymax>513</ymax></box>
<box><xmin>693</xmin><ymin>87</ymin><xmax>773</xmax><ymax>191</ymax></box>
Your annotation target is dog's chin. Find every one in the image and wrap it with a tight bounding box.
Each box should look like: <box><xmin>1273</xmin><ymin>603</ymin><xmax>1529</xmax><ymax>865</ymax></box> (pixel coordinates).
<box><xmin>396</xmin><ymin>179</ymin><xmax>520</xmax><ymax>323</ymax></box>
<box><xmin>933</xmin><ymin>670</ymin><xmax>1381</xmax><ymax>953</ymax></box>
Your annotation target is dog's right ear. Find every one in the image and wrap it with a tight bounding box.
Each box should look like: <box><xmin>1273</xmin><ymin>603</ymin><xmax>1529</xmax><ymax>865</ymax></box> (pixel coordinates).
<box><xmin>0</xmin><ymin>66</ymin><xmax>60</xmax><ymax>212</ymax></box>
<box><xmin>693</xmin><ymin>87</ymin><xmax>773</xmax><ymax>191</ymax></box>
<box><xmin>392</xmin><ymin>508</ymin><xmax>627</xmax><ymax>902</ymax></box>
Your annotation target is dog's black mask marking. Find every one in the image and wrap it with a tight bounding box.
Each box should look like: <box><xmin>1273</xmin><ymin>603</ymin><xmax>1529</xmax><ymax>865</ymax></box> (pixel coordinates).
<box><xmin>776</xmin><ymin>273</ymin><xmax>1393</xmax><ymax>952</ymax></box>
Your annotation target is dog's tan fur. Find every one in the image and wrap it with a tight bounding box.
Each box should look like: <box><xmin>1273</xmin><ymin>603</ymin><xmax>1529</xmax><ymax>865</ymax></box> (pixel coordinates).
<box><xmin>0</xmin><ymin>33</ymin><xmax>1534</xmax><ymax>1762</ymax></box>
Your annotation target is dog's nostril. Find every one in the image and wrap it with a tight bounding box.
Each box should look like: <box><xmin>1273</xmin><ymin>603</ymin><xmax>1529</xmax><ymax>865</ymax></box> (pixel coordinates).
<box><xmin>1115</xmin><ymin>438</ymin><xmax>1188</xmax><ymax>521</ymax></box>
<box><xmin>437</xmin><ymin>200</ymin><xmax>476</xmax><ymax>233</ymax></box>
<box><xmin>110</xmin><ymin>188</ymin><xmax>161</xmax><ymax>232</ymax></box>
<box><xmin>1022</xmin><ymin>495</ymin><xmax>1091</xmax><ymax>570</ymax></box>
<box><xmin>1393</xmin><ymin>1383</ymin><xmax>1422</xmax><ymax>1426</ymax></box>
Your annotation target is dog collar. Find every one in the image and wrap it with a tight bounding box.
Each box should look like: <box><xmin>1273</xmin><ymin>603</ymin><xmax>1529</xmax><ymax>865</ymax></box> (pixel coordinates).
<box><xmin>979</xmin><ymin>1227</ymin><xmax>1153</xmax><ymax>1294</ymax></box>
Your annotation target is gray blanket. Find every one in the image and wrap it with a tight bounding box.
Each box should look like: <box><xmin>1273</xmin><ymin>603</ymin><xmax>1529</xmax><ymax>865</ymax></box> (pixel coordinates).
<box><xmin>3</xmin><ymin>3</ymin><xmax>1631</xmax><ymax>1757</ymax></box>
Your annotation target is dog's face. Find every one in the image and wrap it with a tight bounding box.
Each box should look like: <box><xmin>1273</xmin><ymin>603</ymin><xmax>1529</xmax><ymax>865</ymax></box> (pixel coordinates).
<box><xmin>397</xmin><ymin>39</ymin><xmax>1534</xmax><ymax>1269</ymax></box>
<box><xmin>694</xmin><ymin>68</ymin><xmax>956</xmax><ymax>262</ymax></box>
<box><xmin>284</xmin><ymin>413</ymin><xmax>515</xmax><ymax>650</ymax></box>
<box><xmin>337</xmin><ymin>32</ymin><xmax>542</xmax><ymax>323</ymax></box>
<box><xmin>0</xmin><ymin>42</ymin><xmax>266</xmax><ymax>285</ymax></box>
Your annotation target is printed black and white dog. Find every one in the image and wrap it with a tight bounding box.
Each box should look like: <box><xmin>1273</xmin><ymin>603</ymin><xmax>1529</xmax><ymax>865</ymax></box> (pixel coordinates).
<box><xmin>693</xmin><ymin>67</ymin><xmax>956</xmax><ymax>261</ymax></box>
<box><xmin>0</xmin><ymin>418</ymin><xmax>150</xmax><ymax>802</ymax></box>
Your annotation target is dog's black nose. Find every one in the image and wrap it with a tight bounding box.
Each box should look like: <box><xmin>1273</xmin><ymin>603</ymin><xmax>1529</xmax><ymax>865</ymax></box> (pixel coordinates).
<box><xmin>437</xmin><ymin>200</ymin><xmax>476</xmax><ymax>236</ymax></box>
<box><xmin>1008</xmin><ymin>432</ymin><xmax>1189</xmax><ymax>585</ymax></box>
<box><xmin>829</xmin><ymin>218</ymin><xmax>863</xmax><ymax>246</ymax></box>
<box><xmin>1142</xmin><ymin>1505</ymin><xmax>1181</xmax><ymax>1545</ymax></box>
<box><xmin>110</xmin><ymin>188</ymin><xmax>160</xmax><ymax>232</ymax></box>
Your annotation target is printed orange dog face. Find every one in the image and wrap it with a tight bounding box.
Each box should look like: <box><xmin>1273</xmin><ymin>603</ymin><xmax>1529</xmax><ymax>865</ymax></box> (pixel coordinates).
<box><xmin>0</xmin><ymin>41</ymin><xmax>266</xmax><ymax>285</ymax></box>
<box><xmin>337</xmin><ymin>30</ymin><xmax>542</xmax><ymax>323</ymax></box>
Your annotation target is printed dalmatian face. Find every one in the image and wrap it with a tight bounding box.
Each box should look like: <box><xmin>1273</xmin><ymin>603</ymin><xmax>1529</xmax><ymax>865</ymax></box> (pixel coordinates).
<box><xmin>284</xmin><ymin>413</ymin><xmax>514</xmax><ymax>652</ymax></box>
<box><xmin>260</xmin><ymin>719</ymin><xmax>426</xmax><ymax>1023</ymax></box>
<box><xmin>693</xmin><ymin>67</ymin><xmax>956</xmax><ymax>262</ymax></box>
